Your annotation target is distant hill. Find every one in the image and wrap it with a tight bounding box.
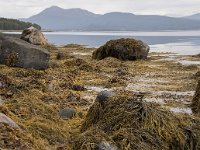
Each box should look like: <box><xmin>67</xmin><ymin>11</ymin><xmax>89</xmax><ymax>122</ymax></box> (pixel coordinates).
<box><xmin>22</xmin><ymin>6</ymin><xmax>200</xmax><ymax>31</ymax></box>
<box><xmin>0</xmin><ymin>18</ymin><xmax>41</xmax><ymax>30</ymax></box>
<box><xmin>185</xmin><ymin>13</ymin><xmax>200</xmax><ymax>20</ymax></box>
<box><xmin>21</xmin><ymin>6</ymin><xmax>99</xmax><ymax>30</ymax></box>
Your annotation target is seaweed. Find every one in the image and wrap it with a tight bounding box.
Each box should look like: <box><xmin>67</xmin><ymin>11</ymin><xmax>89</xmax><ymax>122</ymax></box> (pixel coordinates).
<box><xmin>191</xmin><ymin>80</ymin><xmax>200</xmax><ymax>117</ymax></box>
<box><xmin>77</xmin><ymin>95</ymin><xmax>200</xmax><ymax>150</ymax></box>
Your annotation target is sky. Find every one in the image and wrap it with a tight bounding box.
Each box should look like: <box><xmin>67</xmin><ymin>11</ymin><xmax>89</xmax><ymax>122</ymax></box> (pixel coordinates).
<box><xmin>0</xmin><ymin>0</ymin><xmax>200</xmax><ymax>19</ymax></box>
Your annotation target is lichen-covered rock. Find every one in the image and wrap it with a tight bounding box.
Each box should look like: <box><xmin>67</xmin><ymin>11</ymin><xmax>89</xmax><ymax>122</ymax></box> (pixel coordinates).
<box><xmin>21</xmin><ymin>26</ymin><xmax>47</xmax><ymax>45</ymax></box>
<box><xmin>92</xmin><ymin>38</ymin><xmax>150</xmax><ymax>60</ymax></box>
<box><xmin>0</xmin><ymin>36</ymin><xmax>50</xmax><ymax>70</ymax></box>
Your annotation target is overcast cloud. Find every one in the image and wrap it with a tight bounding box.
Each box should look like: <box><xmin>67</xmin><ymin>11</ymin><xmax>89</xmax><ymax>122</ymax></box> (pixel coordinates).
<box><xmin>0</xmin><ymin>0</ymin><xmax>200</xmax><ymax>18</ymax></box>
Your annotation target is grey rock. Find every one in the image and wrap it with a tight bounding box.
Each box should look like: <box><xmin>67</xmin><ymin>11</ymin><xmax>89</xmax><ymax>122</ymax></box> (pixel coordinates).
<box><xmin>96</xmin><ymin>91</ymin><xmax>116</xmax><ymax>103</ymax></box>
<box><xmin>21</xmin><ymin>26</ymin><xmax>48</xmax><ymax>45</ymax></box>
<box><xmin>0</xmin><ymin>36</ymin><xmax>50</xmax><ymax>70</ymax></box>
<box><xmin>59</xmin><ymin>107</ymin><xmax>76</xmax><ymax>119</ymax></box>
<box><xmin>71</xmin><ymin>84</ymin><xmax>86</xmax><ymax>91</ymax></box>
<box><xmin>97</xmin><ymin>141</ymin><xmax>118</xmax><ymax>150</ymax></box>
<box><xmin>0</xmin><ymin>113</ymin><xmax>21</xmax><ymax>130</ymax></box>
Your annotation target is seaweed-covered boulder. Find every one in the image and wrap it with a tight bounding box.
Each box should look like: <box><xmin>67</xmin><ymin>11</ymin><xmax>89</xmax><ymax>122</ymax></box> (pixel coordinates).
<box><xmin>0</xmin><ymin>36</ymin><xmax>50</xmax><ymax>70</ymax></box>
<box><xmin>21</xmin><ymin>26</ymin><xmax>47</xmax><ymax>45</ymax></box>
<box><xmin>77</xmin><ymin>96</ymin><xmax>200</xmax><ymax>150</ymax></box>
<box><xmin>92</xmin><ymin>38</ymin><xmax>150</xmax><ymax>60</ymax></box>
<box><xmin>191</xmin><ymin>80</ymin><xmax>200</xmax><ymax>116</ymax></box>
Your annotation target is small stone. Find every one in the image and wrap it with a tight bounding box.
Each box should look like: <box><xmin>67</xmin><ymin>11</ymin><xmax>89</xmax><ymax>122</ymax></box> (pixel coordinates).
<box><xmin>96</xmin><ymin>91</ymin><xmax>116</xmax><ymax>103</ymax></box>
<box><xmin>97</xmin><ymin>141</ymin><xmax>118</xmax><ymax>150</ymax></box>
<box><xmin>59</xmin><ymin>108</ymin><xmax>76</xmax><ymax>119</ymax></box>
<box><xmin>71</xmin><ymin>84</ymin><xmax>86</xmax><ymax>91</ymax></box>
<box><xmin>47</xmin><ymin>82</ymin><xmax>54</xmax><ymax>92</ymax></box>
<box><xmin>0</xmin><ymin>113</ymin><xmax>21</xmax><ymax>130</ymax></box>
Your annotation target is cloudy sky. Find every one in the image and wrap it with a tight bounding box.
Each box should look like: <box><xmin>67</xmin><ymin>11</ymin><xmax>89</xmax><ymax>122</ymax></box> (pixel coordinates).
<box><xmin>0</xmin><ymin>0</ymin><xmax>200</xmax><ymax>18</ymax></box>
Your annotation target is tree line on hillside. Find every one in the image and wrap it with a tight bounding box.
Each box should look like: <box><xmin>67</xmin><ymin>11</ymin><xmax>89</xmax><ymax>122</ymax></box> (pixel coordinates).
<box><xmin>0</xmin><ymin>18</ymin><xmax>41</xmax><ymax>30</ymax></box>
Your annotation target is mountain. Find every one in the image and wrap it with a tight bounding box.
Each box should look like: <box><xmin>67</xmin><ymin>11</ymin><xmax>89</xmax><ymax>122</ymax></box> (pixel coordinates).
<box><xmin>84</xmin><ymin>13</ymin><xmax>200</xmax><ymax>31</ymax></box>
<box><xmin>185</xmin><ymin>13</ymin><xmax>200</xmax><ymax>20</ymax></box>
<box><xmin>21</xmin><ymin>6</ymin><xmax>100</xmax><ymax>30</ymax></box>
<box><xmin>0</xmin><ymin>18</ymin><xmax>41</xmax><ymax>30</ymax></box>
<box><xmin>22</xmin><ymin>6</ymin><xmax>200</xmax><ymax>31</ymax></box>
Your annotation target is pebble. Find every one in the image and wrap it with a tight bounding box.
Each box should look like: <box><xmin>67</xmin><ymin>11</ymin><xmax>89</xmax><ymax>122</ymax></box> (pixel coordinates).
<box><xmin>96</xmin><ymin>91</ymin><xmax>116</xmax><ymax>103</ymax></box>
<box><xmin>59</xmin><ymin>108</ymin><xmax>76</xmax><ymax>119</ymax></box>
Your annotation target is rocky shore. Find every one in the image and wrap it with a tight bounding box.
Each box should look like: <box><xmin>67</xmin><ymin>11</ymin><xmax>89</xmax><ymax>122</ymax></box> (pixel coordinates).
<box><xmin>0</xmin><ymin>29</ymin><xmax>200</xmax><ymax>149</ymax></box>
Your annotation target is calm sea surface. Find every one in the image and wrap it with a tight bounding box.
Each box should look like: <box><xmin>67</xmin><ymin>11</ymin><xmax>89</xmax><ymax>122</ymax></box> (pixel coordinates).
<box><xmin>3</xmin><ymin>30</ymin><xmax>200</xmax><ymax>55</ymax></box>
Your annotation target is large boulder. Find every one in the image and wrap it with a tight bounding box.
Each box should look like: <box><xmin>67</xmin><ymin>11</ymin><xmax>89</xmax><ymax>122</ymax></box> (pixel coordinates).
<box><xmin>0</xmin><ymin>36</ymin><xmax>50</xmax><ymax>70</ymax></box>
<box><xmin>92</xmin><ymin>38</ymin><xmax>150</xmax><ymax>60</ymax></box>
<box><xmin>20</xmin><ymin>26</ymin><xmax>48</xmax><ymax>45</ymax></box>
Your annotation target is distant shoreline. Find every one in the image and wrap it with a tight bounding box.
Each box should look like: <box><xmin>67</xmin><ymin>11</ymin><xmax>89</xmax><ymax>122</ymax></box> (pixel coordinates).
<box><xmin>0</xmin><ymin>29</ymin><xmax>53</xmax><ymax>32</ymax></box>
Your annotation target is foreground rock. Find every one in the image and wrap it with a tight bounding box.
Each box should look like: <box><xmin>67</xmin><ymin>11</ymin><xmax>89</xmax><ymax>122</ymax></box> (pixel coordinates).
<box><xmin>21</xmin><ymin>26</ymin><xmax>48</xmax><ymax>45</ymax></box>
<box><xmin>0</xmin><ymin>113</ymin><xmax>21</xmax><ymax>130</ymax></box>
<box><xmin>92</xmin><ymin>38</ymin><xmax>150</xmax><ymax>60</ymax></box>
<box><xmin>0</xmin><ymin>36</ymin><xmax>50</xmax><ymax>70</ymax></box>
<box><xmin>191</xmin><ymin>80</ymin><xmax>200</xmax><ymax>116</ymax></box>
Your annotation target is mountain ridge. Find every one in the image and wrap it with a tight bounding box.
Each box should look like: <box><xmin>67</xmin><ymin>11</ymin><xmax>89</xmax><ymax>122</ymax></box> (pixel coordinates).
<box><xmin>184</xmin><ymin>13</ymin><xmax>200</xmax><ymax>20</ymax></box>
<box><xmin>21</xmin><ymin>6</ymin><xmax>200</xmax><ymax>31</ymax></box>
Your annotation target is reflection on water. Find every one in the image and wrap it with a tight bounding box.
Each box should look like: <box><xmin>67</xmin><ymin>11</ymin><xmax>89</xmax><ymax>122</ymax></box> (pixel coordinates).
<box><xmin>3</xmin><ymin>31</ymin><xmax>200</xmax><ymax>55</ymax></box>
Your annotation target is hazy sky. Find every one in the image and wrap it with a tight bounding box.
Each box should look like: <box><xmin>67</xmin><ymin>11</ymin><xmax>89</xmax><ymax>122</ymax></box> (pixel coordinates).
<box><xmin>0</xmin><ymin>0</ymin><xmax>200</xmax><ymax>18</ymax></box>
